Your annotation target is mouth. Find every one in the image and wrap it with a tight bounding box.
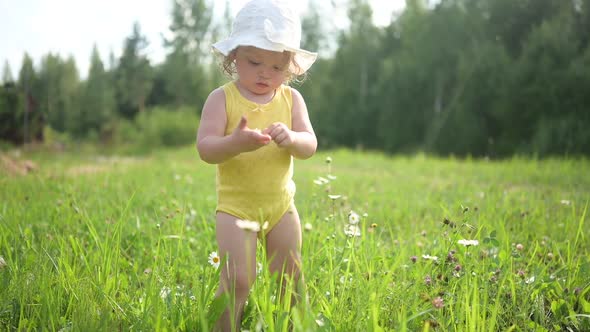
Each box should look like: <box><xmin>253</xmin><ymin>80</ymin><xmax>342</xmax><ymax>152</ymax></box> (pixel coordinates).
<box><xmin>256</xmin><ymin>82</ymin><xmax>269</xmax><ymax>88</ymax></box>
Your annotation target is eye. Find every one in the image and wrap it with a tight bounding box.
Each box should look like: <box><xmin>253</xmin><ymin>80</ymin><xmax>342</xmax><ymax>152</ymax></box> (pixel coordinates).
<box><xmin>248</xmin><ymin>60</ymin><xmax>260</xmax><ymax>66</ymax></box>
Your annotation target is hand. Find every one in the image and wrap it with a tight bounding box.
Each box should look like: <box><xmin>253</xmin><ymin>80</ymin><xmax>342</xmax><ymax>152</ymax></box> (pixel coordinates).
<box><xmin>263</xmin><ymin>122</ymin><xmax>296</xmax><ymax>148</ymax></box>
<box><xmin>231</xmin><ymin>116</ymin><xmax>272</xmax><ymax>152</ymax></box>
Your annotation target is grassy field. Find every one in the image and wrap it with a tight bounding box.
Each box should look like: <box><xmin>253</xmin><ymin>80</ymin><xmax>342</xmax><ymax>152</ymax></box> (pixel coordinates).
<box><xmin>1</xmin><ymin>147</ymin><xmax>589</xmax><ymax>331</ymax></box>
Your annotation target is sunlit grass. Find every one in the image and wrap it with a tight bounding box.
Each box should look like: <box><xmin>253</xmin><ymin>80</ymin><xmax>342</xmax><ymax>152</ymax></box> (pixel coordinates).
<box><xmin>1</xmin><ymin>147</ymin><xmax>589</xmax><ymax>331</ymax></box>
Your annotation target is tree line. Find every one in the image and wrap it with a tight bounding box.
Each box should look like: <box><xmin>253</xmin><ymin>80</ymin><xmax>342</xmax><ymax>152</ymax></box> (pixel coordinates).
<box><xmin>1</xmin><ymin>0</ymin><xmax>589</xmax><ymax>157</ymax></box>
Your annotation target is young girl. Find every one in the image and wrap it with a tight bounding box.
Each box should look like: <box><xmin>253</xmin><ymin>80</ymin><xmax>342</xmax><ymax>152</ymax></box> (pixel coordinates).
<box><xmin>196</xmin><ymin>0</ymin><xmax>317</xmax><ymax>330</ymax></box>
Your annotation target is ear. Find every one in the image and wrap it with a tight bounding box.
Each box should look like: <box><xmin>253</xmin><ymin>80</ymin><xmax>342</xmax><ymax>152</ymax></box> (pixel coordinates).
<box><xmin>229</xmin><ymin>49</ymin><xmax>238</xmax><ymax>62</ymax></box>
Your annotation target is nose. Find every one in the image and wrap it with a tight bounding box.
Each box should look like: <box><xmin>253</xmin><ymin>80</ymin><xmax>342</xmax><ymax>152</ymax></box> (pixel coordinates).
<box><xmin>258</xmin><ymin>66</ymin><xmax>271</xmax><ymax>79</ymax></box>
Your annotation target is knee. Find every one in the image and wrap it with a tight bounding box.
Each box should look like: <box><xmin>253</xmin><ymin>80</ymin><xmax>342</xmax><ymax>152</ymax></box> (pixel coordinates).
<box><xmin>229</xmin><ymin>270</ymin><xmax>255</xmax><ymax>296</ymax></box>
<box><xmin>270</xmin><ymin>256</ymin><xmax>302</xmax><ymax>282</ymax></box>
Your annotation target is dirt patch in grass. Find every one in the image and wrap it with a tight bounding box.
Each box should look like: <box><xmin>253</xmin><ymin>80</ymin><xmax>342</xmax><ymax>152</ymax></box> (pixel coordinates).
<box><xmin>0</xmin><ymin>154</ymin><xmax>38</xmax><ymax>176</ymax></box>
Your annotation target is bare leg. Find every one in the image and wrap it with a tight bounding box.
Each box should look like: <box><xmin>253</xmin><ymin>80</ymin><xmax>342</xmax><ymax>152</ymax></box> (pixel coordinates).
<box><xmin>214</xmin><ymin>212</ymin><xmax>258</xmax><ymax>332</ymax></box>
<box><xmin>265</xmin><ymin>205</ymin><xmax>304</xmax><ymax>307</ymax></box>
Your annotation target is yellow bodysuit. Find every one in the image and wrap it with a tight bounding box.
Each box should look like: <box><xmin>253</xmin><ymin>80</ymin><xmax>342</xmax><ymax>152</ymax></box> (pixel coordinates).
<box><xmin>216</xmin><ymin>81</ymin><xmax>295</xmax><ymax>236</ymax></box>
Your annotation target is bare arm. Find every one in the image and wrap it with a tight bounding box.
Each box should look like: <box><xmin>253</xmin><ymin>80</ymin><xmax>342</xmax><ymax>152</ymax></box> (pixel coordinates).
<box><xmin>196</xmin><ymin>88</ymin><xmax>272</xmax><ymax>164</ymax></box>
<box><xmin>263</xmin><ymin>88</ymin><xmax>317</xmax><ymax>159</ymax></box>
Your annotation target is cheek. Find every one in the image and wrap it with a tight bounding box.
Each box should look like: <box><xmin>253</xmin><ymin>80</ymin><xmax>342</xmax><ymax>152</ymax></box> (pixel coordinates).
<box><xmin>236</xmin><ymin>63</ymin><xmax>254</xmax><ymax>78</ymax></box>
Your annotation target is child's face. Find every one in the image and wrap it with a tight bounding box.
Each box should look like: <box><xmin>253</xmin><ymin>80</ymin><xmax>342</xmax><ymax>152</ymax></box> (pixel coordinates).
<box><xmin>233</xmin><ymin>46</ymin><xmax>291</xmax><ymax>96</ymax></box>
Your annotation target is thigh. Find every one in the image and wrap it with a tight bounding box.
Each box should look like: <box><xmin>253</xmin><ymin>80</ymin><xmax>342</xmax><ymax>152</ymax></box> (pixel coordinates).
<box><xmin>216</xmin><ymin>212</ymin><xmax>258</xmax><ymax>287</ymax></box>
<box><xmin>265</xmin><ymin>205</ymin><xmax>302</xmax><ymax>274</ymax></box>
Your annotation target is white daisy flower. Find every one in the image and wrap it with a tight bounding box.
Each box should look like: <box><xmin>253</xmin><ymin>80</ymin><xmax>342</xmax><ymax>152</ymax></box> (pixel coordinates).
<box><xmin>525</xmin><ymin>276</ymin><xmax>535</xmax><ymax>284</ymax></box>
<box><xmin>458</xmin><ymin>239</ymin><xmax>479</xmax><ymax>247</ymax></box>
<box><xmin>236</xmin><ymin>220</ymin><xmax>261</xmax><ymax>232</ymax></box>
<box><xmin>304</xmin><ymin>223</ymin><xmax>313</xmax><ymax>231</ymax></box>
<box><xmin>348</xmin><ymin>211</ymin><xmax>360</xmax><ymax>224</ymax></box>
<box><xmin>328</xmin><ymin>194</ymin><xmax>341</xmax><ymax>200</ymax></box>
<box><xmin>314</xmin><ymin>177</ymin><xmax>330</xmax><ymax>185</ymax></box>
<box><xmin>327</xmin><ymin>175</ymin><xmax>337</xmax><ymax>180</ymax></box>
<box><xmin>344</xmin><ymin>225</ymin><xmax>361</xmax><ymax>237</ymax></box>
<box><xmin>422</xmin><ymin>254</ymin><xmax>439</xmax><ymax>261</ymax></box>
<box><xmin>560</xmin><ymin>199</ymin><xmax>571</xmax><ymax>205</ymax></box>
<box><xmin>208</xmin><ymin>251</ymin><xmax>220</xmax><ymax>269</ymax></box>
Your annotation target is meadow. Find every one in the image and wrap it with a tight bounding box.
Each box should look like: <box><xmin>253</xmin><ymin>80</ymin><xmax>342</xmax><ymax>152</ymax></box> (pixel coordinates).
<box><xmin>0</xmin><ymin>147</ymin><xmax>589</xmax><ymax>331</ymax></box>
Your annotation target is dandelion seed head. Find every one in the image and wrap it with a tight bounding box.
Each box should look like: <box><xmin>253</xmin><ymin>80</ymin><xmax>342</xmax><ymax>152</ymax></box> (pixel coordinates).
<box><xmin>344</xmin><ymin>224</ymin><xmax>361</xmax><ymax>237</ymax></box>
<box><xmin>348</xmin><ymin>211</ymin><xmax>360</xmax><ymax>224</ymax></box>
<box><xmin>325</xmin><ymin>157</ymin><xmax>332</xmax><ymax>164</ymax></box>
<box><xmin>236</xmin><ymin>220</ymin><xmax>261</xmax><ymax>232</ymax></box>
<box><xmin>516</xmin><ymin>243</ymin><xmax>524</xmax><ymax>251</ymax></box>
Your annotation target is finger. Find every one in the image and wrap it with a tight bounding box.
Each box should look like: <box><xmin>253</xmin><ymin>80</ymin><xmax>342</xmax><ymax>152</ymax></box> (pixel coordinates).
<box><xmin>275</xmin><ymin>132</ymin><xmax>286</xmax><ymax>145</ymax></box>
<box><xmin>262</xmin><ymin>124</ymin><xmax>275</xmax><ymax>135</ymax></box>
<box><xmin>237</xmin><ymin>116</ymin><xmax>248</xmax><ymax>130</ymax></box>
<box><xmin>252</xmin><ymin>131</ymin><xmax>272</xmax><ymax>143</ymax></box>
<box><xmin>269</xmin><ymin>126</ymin><xmax>284</xmax><ymax>139</ymax></box>
<box><xmin>262</xmin><ymin>125</ymin><xmax>273</xmax><ymax>135</ymax></box>
<box><xmin>259</xmin><ymin>135</ymin><xmax>272</xmax><ymax>145</ymax></box>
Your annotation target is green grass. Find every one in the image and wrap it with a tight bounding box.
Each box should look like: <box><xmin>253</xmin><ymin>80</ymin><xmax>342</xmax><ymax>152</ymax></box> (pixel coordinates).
<box><xmin>1</xmin><ymin>147</ymin><xmax>589</xmax><ymax>331</ymax></box>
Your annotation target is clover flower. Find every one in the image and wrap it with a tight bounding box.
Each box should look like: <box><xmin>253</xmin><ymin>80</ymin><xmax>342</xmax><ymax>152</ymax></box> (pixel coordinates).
<box><xmin>160</xmin><ymin>286</ymin><xmax>171</xmax><ymax>300</ymax></box>
<box><xmin>432</xmin><ymin>297</ymin><xmax>444</xmax><ymax>309</ymax></box>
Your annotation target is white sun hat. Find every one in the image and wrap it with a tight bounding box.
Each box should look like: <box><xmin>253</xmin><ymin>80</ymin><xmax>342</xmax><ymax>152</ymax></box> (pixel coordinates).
<box><xmin>212</xmin><ymin>0</ymin><xmax>318</xmax><ymax>75</ymax></box>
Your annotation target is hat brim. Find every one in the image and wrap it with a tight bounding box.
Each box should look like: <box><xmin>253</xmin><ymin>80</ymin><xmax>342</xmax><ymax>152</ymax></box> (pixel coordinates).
<box><xmin>212</xmin><ymin>36</ymin><xmax>317</xmax><ymax>75</ymax></box>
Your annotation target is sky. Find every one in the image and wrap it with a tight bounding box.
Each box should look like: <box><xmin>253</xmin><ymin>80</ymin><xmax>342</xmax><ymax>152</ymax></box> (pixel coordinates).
<box><xmin>0</xmin><ymin>0</ymin><xmax>406</xmax><ymax>80</ymax></box>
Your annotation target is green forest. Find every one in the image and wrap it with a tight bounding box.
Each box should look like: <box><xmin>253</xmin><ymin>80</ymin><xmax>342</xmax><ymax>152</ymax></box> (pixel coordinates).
<box><xmin>1</xmin><ymin>0</ymin><xmax>589</xmax><ymax>157</ymax></box>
